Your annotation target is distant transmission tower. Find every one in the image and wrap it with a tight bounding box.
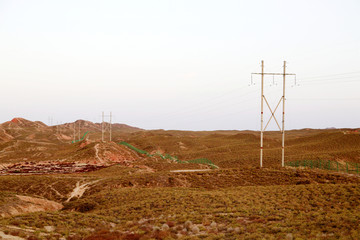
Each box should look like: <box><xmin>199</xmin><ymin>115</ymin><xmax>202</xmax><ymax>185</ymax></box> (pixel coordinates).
<box><xmin>71</xmin><ymin>121</ymin><xmax>83</xmax><ymax>143</ymax></box>
<box><xmin>251</xmin><ymin>60</ymin><xmax>296</xmax><ymax>167</ymax></box>
<box><xmin>78</xmin><ymin>121</ymin><xmax>81</xmax><ymax>141</ymax></box>
<box><xmin>48</xmin><ymin>116</ymin><xmax>53</xmax><ymax>126</ymax></box>
<box><xmin>73</xmin><ymin>122</ymin><xmax>76</xmax><ymax>143</ymax></box>
<box><xmin>101</xmin><ymin>111</ymin><xmax>112</xmax><ymax>142</ymax></box>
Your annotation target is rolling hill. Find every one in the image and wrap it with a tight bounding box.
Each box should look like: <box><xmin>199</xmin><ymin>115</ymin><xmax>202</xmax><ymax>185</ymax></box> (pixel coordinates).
<box><xmin>0</xmin><ymin>118</ymin><xmax>359</xmax><ymax>239</ymax></box>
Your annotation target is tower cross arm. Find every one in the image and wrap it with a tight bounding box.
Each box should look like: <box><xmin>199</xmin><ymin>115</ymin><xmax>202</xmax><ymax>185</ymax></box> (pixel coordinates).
<box><xmin>251</xmin><ymin>73</ymin><xmax>296</xmax><ymax>75</ymax></box>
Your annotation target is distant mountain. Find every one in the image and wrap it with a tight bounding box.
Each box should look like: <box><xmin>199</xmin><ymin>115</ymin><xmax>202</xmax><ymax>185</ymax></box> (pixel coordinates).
<box><xmin>2</xmin><ymin>118</ymin><xmax>47</xmax><ymax>129</ymax></box>
<box><xmin>0</xmin><ymin>118</ymin><xmax>143</xmax><ymax>143</ymax></box>
<box><xmin>62</xmin><ymin>120</ymin><xmax>101</xmax><ymax>132</ymax></box>
<box><xmin>112</xmin><ymin>123</ymin><xmax>143</xmax><ymax>133</ymax></box>
<box><xmin>0</xmin><ymin>118</ymin><xmax>144</xmax><ymax>165</ymax></box>
<box><xmin>61</xmin><ymin>120</ymin><xmax>142</xmax><ymax>133</ymax></box>
<box><xmin>0</xmin><ymin>118</ymin><xmax>51</xmax><ymax>141</ymax></box>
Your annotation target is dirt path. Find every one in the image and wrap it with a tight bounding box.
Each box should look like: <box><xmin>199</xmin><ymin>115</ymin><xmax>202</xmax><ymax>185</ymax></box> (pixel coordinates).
<box><xmin>1</xmin><ymin>128</ymin><xmax>14</xmax><ymax>139</ymax></box>
<box><xmin>0</xmin><ymin>141</ymin><xmax>18</xmax><ymax>153</ymax></box>
<box><xmin>18</xmin><ymin>140</ymin><xmax>56</xmax><ymax>145</ymax></box>
<box><xmin>66</xmin><ymin>180</ymin><xmax>99</xmax><ymax>202</ymax></box>
<box><xmin>94</xmin><ymin>144</ymin><xmax>104</xmax><ymax>164</ymax></box>
<box><xmin>49</xmin><ymin>183</ymin><xmax>64</xmax><ymax>198</ymax></box>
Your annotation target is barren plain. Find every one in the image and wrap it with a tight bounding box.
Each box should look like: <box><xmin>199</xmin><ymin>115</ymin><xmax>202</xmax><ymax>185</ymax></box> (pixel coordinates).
<box><xmin>0</xmin><ymin>118</ymin><xmax>359</xmax><ymax>239</ymax></box>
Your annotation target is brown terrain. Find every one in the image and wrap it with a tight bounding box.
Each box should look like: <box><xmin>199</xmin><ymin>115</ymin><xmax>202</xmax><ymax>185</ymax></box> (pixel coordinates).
<box><xmin>0</xmin><ymin>118</ymin><xmax>359</xmax><ymax>239</ymax></box>
<box><xmin>0</xmin><ymin>118</ymin><xmax>144</xmax><ymax>175</ymax></box>
<box><xmin>1</xmin><ymin>118</ymin><xmax>359</xmax><ymax>171</ymax></box>
<box><xmin>0</xmin><ymin>194</ymin><xmax>63</xmax><ymax>218</ymax></box>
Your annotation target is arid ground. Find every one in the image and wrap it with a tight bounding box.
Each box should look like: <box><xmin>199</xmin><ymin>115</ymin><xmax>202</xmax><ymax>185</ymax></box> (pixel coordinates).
<box><xmin>0</xmin><ymin>118</ymin><xmax>359</xmax><ymax>239</ymax></box>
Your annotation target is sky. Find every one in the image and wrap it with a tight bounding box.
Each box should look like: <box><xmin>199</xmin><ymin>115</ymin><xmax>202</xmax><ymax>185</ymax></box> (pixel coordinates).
<box><xmin>0</xmin><ymin>0</ymin><xmax>359</xmax><ymax>130</ymax></box>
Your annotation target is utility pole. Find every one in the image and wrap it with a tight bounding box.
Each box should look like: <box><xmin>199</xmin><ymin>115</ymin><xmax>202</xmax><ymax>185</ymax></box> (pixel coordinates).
<box><xmin>110</xmin><ymin>112</ymin><xmax>112</xmax><ymax>142</ymax></box>
<box><xmin>58</xmin><ymin>121</ymin><xmax>62</xmax><ymax>135</ymax></box>
<box><xmin>78</xmin><ymin>121</ymin><xmax>81</xmax><ymax>141</ymax></box>
<box><xmin>260</xmin><ymin>60</ymin><xmax>264</xmax><ymax>167</ymax></box>
<box><xmin>282</xmin><ymin>61</ymin><xmax>286</xmax><ymax>167</ymax></box>
<box><xmin>102</xmin><ymin>111</ymin><xmax>104</xmax><ymax>142</ymax></box>
<box><xmin>73</xmin><ymin>122</ymin><xmax>76</xmax><ymax>143</ymax></box>
<box><xmin>252</xmin><ymin>60</ymin><xmax>296</xmax><ymax>167</ymax></box>
<box><xmin>101</xmin><ymin>111</ymin><xmax>112</xmax><ymax>142</ymax></box>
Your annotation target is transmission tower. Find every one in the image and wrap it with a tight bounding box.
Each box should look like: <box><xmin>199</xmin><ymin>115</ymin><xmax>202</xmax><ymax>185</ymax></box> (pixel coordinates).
<box><xmin>71</xmin><ymin>121</ymin><xmax>84</xmax><ymax>143</ymax></box>
<box><xmin>251</xmin><ymin>60</ymin><xmax>296</xmax><ymax>167</ymax></box>
<box><xmin>73</xmin><ymin>122</ymin><xmax>76</xmax><ymax>143</ymax></box>
<box><xmin>56</xmin><ymin>121</ymin><xmax>60</xmax><ymax>135</ymax></box>
<box><xmin>48</xmin><ymin>116</ymin><xmax>53</xmax><ymax>126</ymax></box>
<box><xmin>101</xmin><ymin>111</ymin><xmax>112</xmax><ymax>142</ymax></box>
<box><xmin>78</xmin><ymin>121</ymin><xmax>81</xmax><ymax>141</ymax></box>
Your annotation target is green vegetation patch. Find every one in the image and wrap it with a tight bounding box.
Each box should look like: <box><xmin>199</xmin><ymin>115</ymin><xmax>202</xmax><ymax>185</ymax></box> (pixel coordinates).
<box><xmin>119</xmin><ymin>141</ymin><xmax>219</xmax><ymax>169</ymax></box>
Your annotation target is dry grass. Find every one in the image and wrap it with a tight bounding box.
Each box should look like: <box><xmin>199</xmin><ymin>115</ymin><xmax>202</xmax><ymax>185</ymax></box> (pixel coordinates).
<box><xmin>1</xmin><ymin>183</ymin><xmax>360</xmax><ymax>239</ymax></box>
<box><xmin>120</xmin><ymin>129</ymin><xmax>360</xmax><ymax>168</ymax></box>
<box><xmin>1</xmin><ymin>120</ymin><xmax>360</xmax><ymax>239</ymax></box>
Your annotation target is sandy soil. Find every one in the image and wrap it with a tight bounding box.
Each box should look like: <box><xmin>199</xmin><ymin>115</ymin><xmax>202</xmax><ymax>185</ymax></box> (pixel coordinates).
<box><xmin>66</xmin><ymin>180</ymin><xmax>99</xmax><ymax>202</ymax></box>
<box><xmin>0</xmin><ymin>195</ymin><xmax>63</xmax><ymax>217</ymax></box>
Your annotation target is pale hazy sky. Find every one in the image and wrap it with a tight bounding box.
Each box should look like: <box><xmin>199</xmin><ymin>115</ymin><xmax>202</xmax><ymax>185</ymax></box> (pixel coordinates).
<box><xmin>1</xmin><ymin>0</ymin><xmax>359</xmax><ymax>130</ymax></box>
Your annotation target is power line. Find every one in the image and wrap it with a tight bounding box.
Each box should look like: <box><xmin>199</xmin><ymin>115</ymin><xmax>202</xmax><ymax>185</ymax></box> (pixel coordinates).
<box><xmin>299</xmin><ymin>71</ymin><xmax>360</xmax><ymax>80</ymax></box>
<box><xmin>160</xmin><ymin>84</ymin><xmax>259</xmax><ymax>121</ymax></box>
<box><xmin>288</xmin><ymin>98</ymin><xmax>360</xmax><ymax>101</ymax></box>
<box><xmin>162</xmin><ymin>71</ymin><xmax>359</xmax><ymax>123</ymax></box>
<box><xmin>300</xmin><ymin>78</ymin><xmax>360</xmax><ymax>85</ymax></box>
<box><xmin>301</xmin><ymin>75</ymin><xmax>360</xmax><ymax>82</ymax></box>
<box><xmin>140</xmin><ymin>69</ymin><xmax>358</xmax><ymax>131</ymax></box>
<box><xmin>179</xmin><ymin>86</ymin><xmax>283</xmax><ymax>119</ymax></box>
